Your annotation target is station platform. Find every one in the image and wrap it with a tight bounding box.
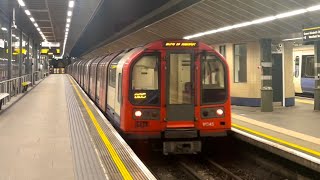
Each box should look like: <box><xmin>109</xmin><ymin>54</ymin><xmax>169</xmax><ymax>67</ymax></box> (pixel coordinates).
<box><xmin>0</xmin><ymin>74</ymin><xmax>155</xmax><ymax>180</ymax></box>
<box><xmin>231</xmin><ymin>98</ymin><xmax>320</xmax><ymax>172</ymax></box>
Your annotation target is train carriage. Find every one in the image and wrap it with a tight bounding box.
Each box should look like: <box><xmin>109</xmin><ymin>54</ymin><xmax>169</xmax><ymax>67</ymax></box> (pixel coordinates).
<box><xmin>293</xmin><ymin>45</ymin><xmax>316</xmax><ymax>94</ymax></box>
<box><xmin>67</xmin><ymin>39</ymin><xmax>231</xmax><ymax>154</ymax></box>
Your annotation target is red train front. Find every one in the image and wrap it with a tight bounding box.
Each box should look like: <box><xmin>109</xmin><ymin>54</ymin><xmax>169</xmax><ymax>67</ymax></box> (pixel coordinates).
<box><xmin>67</xmin><ymin>39</ymin><xmax>231</xmax><ymax>154</ymax></box>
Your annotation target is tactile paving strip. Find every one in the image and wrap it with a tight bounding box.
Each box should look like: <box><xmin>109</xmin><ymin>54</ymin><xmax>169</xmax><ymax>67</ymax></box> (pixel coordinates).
<box><xmin>67</xmin><ymin>76</ymin><xmax>155</xmax><ymax>180</ymax></box>
<box><xmin>65</xmin><ymin>77</ymin><xmax>107</xmax><ymax>180</ymax></box>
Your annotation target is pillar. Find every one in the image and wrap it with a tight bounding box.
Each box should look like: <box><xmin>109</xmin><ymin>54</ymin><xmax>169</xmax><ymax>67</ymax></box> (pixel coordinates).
<box><xmin>260</xmin><ymin>39</ymin><xmax>273</xmax><ymax>112</ymax></box>
<box><xmin>7</xmin><ymin>20</ymin><xmax>12</xmax><ymax>80</ymax></box>
<box><xmin>314</xmin><ymin>41</ymin><xmax>320</xmax><ymax>110</ymax></box>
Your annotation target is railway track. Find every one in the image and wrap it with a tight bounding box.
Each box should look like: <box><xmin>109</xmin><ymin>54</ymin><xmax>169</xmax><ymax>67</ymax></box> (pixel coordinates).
<box><xmin>177</xmin><ymin>157</ymin><xmax>243</xmax><ymax>180</ymax></box>
<box><xmin>132</xmin><ymin>137</ymin><xmax>320</xmax><ymax>180</ymax></box>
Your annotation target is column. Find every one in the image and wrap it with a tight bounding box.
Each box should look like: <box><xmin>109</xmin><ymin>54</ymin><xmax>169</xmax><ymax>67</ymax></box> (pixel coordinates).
<box><xmin>282</xmin><ymin>42</ymin><xmax>294</xmax><ymax>107</ymax></box>
<box><xmin>260</xmin><ymin>39</ymin><xmax>273</xmax><ymax>112</ymax></box>
<box><xmin>314</xmin><ymin>41</ymin><xmax>320</xmax><ymax>110</ymax></box>
<box><xmin>7</xmin><ymin>20</ymin><xmax>12</xmax><ymax>80</ymax></box>
<box><xmin>26</xmin><ymin>36</ymin><xmax>30</xmax><ymax>75</ymax></box>
<box><xmin>19</xmin><ymin>30</ymin><xmax>22</xmax><ymax>77</ymax></box>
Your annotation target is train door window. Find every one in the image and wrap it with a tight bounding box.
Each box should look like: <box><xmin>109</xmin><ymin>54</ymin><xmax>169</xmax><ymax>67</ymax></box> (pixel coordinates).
<box><xmin>301</xmin><ymin>55</ymin><xmax>314</xmax><ymax>78</ymax></box>
<box><xmin>130</xmin><ymin>53</ymin><xmax>160</xmax><ymax>105</ymax></box>
<box><xmin>108</xmin><ymin>52</ymin><xmax>126</xmax><ymax>88</ymax></box>
<box><xmin>294</xmin><ymin>56</ymin><xmax>299</xmax><ymax>77</ymax></box>
<box><xmin>234</xmin><ymin>44</ymin><xmax>247</xmax><ymax>83</ymax></box>
<box><xmin>219</xmin><ymin>45</ymin><xmax>226</xmax><ymax>57</ymax></box>
<box><xmin>168</xmin><ymin>53</ymin><xmax>192</xmax><ymax>104</ymax></box>
<box><xmin>201</xmin><ymin>54</ymin><xmax>227</xmax><ymax>104</ymax></box>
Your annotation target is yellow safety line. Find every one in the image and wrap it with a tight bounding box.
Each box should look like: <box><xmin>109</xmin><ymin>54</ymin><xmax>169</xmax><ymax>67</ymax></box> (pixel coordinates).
<box><xmin>232</xmin><ymin>123</ymin><xmax>320</xmax><ymax>157</ymax></box>
<box><xmin>295</xmin><ymin>98</ymin><xmax>314</xmax><ymax>105</ymax></box>
<box><xmin>68</xmin><ymin>76</ymin><xmax>133</xmax><ymax>180</ymax></box>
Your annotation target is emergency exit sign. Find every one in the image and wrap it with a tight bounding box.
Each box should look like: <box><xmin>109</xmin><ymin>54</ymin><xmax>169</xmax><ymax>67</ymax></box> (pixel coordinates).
<box><xmin>303</xmin><ymin>26</ymin><xmax>320</xmax><ymax>42</ymax></box>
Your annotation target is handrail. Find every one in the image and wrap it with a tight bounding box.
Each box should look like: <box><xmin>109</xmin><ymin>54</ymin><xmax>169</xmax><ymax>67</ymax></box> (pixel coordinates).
<box><xmin>0</xmin><ymin>73</ymin><xmax>46</xmax><ymax>111</ymax></box>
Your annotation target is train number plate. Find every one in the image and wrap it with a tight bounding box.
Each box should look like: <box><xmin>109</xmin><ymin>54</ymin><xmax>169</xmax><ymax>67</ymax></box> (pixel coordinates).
<box><xmin>135</xmin><ymin>121</ymin><xmax>149</xmax><ymax>128</ymax></box>
<box><xmin>202</xmin><ymin>122</ymin><xmax>214</xmax><ymax>127</ymax></box>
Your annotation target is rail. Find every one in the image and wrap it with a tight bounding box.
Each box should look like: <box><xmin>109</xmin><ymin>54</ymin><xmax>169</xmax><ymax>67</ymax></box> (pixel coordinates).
<box><xmin>0</xmin><ymin>71</ymin><xmax>43</xmax><ymax>109</ymax></box>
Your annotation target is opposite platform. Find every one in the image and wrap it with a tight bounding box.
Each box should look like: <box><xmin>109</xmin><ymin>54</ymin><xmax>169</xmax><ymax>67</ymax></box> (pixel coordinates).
<box><xmin>231</xmin><ymin>98</ymin><xmax>320</xmax><ymax>172</ymax></box>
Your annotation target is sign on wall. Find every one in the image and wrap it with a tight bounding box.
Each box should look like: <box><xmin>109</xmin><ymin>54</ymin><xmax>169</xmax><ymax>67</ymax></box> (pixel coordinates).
<box><xmin>303</xmin><ymin>26</ymin><xmax>320</xmax><ymax>42</ymax></box>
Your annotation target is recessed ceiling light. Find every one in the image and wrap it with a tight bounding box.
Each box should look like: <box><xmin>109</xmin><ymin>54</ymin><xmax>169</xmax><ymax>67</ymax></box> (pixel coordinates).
<box><xmin>34</xmin><ymin>23</ymin><xmax>38</xmax><ymax>27</ymax></box>
<box><xmin>69</xmin><ymin>1</ymin><xmax>74</xmax><ymax>8</ymax></box>
<box><xmin>1</xmin><ymin>27</ymin><xmax>7</xmax><ymax>31</ymax></box>
<box><xmin>30</xmin><ymin>17</ymin><xmax>35</xmax><ymax>22</ymax></box>
<box><xmin>17</xmin><ymin>0</ymin><xmax>25</xmax><ymax>7</ymax></box>
<box><xmin>66</xmin><ymin>24</ymin><xmax>70</xmax><ymax>28</ymax></box>
<box><xmin>25</xmin><ymin>10</ymin><xmax>31</xmax><ymax>15</ymax></box>
<box><xmin>67</xmin><ymin>11</ymin><xmax>72</xmax><ymax>16</ymax></box>
<box><xmin>67</xmin><ymin>18</ymin><xmax>71</xmax><ymax>23</ymax></box>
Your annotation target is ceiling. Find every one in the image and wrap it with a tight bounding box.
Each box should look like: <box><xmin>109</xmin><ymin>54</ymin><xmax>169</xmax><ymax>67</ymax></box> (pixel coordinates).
<box><xmin>0</xmin><ymin>0</ymin><xmax>102</xmax><ymax>56</ymax></box>
<box><xmin>82</xmin><ymin>0</ymin><xmax>320</xmax><ymax>59</ymax></box>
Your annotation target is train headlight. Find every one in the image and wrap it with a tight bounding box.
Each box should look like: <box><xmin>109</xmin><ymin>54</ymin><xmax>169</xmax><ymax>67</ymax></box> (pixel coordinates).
<box><xmin>201</xmin><ymin>107</ymin><xmax>225</xmax><ymax>118</ymax></box>
<box><xmin>134</xmin><ymin>110</ymin><xmax>142</xmax><ymax>117</ymax></box>
<box><xmin>216</xmin><ymin>109</ymin><xmax>224</xmax><ymax>116</ymax></box>
<box><xmin>133</xmin><ymin>109</ymin><xmax>160</xmax><ymax>120</ymax></box>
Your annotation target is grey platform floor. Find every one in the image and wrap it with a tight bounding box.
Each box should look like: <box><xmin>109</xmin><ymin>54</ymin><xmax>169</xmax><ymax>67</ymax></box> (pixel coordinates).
<box><xmin>0</xmin><ymin>75</ymin><xmax>75</xmax><ymax>179</ymax></box>
<box><xmin>0</xmin><ymin>74</ymin><xmax>155</xmax><ymax>180</ymax></box>
<box><xmin>232</xmin><ymin>99</ymin><xmax>320</xmax><ymax>158</ymax></box>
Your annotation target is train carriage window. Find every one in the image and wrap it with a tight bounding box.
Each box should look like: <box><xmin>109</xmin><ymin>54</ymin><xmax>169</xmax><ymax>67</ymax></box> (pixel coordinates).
<box><xmin>294</xmin><ymin>56</ymin><xmax>299</xmax><ymax>77</ymax></box>
<box><xmin>201</xmin><ymin>54</ymin><xmax>227</xmax><ymax>104</ymax></box>
<box><xmin>130</xmin><ymin>53</ymin><xmax>160</xmax><ymax>105</ymax></box>
<box><xmin>301</xmin><ymin>55</ymin><xmax>315</xmax><ymax>78</ymax></box>
<box><xmin>118</xmin><ymin>73</ymin><xmax>122</xmax><ymax>103</ymax></box>
<box><xmin>108</xmin><ymin>52</ymin><xmax>127</xmax><ymax>88</ymax></box>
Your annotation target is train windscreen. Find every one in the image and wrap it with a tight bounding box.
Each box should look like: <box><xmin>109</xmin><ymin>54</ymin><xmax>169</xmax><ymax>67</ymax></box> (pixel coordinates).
<box><xmin>201</xmin><ymin>54</ymin><xmax>227</xmax><ymax>104</ymax></box>
<box><xmin>130</xmin><ymin>53</ymin><xmax>160</xmax><ymax>106</ymax></box>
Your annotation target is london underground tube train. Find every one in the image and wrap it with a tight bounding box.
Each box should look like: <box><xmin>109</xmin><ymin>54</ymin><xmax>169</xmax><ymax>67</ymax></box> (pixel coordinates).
<box><xmin>66</xmin><ymin>39</ymin><xmax>231</xmax><ymax>154</ymax></box>
<box><xmin>293</xmin><ymin>45</ymin><xmax>316</xmax><ymax>95</ymax></box>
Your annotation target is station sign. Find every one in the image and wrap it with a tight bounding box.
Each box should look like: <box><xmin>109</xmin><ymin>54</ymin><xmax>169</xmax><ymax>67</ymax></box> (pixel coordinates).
<box><xmin>303</xmin><ymin>26</ymin><xmax>320</xmax><ymax>42</ymax></box>
<box><xmin>41</xmin><ymin>48</ymin><xmax>60</xmax><ymax>55</ymax></box>
<box><xmin>41</xmin><ymin>41</ymin><xmax>60</xmax><ymax>47</ymax></box>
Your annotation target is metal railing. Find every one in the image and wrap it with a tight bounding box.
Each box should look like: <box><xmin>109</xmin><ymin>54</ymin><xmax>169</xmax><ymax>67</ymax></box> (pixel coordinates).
<box><xmin>0</xmin><ymin>72</ymin><xmax>44</xmax><ymax>108</ymax></box>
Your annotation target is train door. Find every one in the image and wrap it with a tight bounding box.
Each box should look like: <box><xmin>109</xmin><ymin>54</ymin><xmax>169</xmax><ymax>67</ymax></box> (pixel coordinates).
<box><xmin>166</xmin><ymin>51</ymin><xmax>194</xmax><ymax>121</ymax></box>
<box><xmin>272</xmin><ymin>54</ymin><xmax>283</xmax><ymax>102</ymax></box>
<box><xmin>301</xmin><ymin>55</ymin><xmax>315</xmax><ymax>93</ymax></box>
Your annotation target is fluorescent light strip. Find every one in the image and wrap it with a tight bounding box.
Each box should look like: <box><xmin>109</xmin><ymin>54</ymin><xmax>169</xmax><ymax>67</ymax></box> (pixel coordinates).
<box><xmin>282</xmin><ymin>37</ymin><xmax>303</xmax><ymax>41</ymax></box>
<box><xmin>17</xmin><ymin>0</ymin><xmax>46</xmax><ymax>41</ymax></box>
<box><xmin>57</xmin><ymin>0</ymin><xmax>75</xmax><ymax>59</ymax></box>
<box><xmin>184</xmin><ymin>4</ymin><xmax>320</xmax><ymax>39</ymax></box>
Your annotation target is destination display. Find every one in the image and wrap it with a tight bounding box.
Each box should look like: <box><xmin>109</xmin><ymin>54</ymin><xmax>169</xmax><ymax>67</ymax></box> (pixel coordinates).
<box><xmin>303</xmin><ymin>26</ymin><xmax>320</xmax><ymax>42</ymax></box>
<box><xmin>163</xmin><ymin>41</ymin><xmax>198</xmax><ymax>47</ymax></box>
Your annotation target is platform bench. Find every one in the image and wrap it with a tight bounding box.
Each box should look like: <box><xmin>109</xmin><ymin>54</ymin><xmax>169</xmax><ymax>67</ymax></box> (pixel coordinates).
<box><xmin>22</xmin><ymin>81</ymin><xmax>31</xmax><ymax>93</ymax></box>
<box><xmin>0</xmin><ymin>93</ymin><xmax>9</xmax><ymax>110</ymax></box>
